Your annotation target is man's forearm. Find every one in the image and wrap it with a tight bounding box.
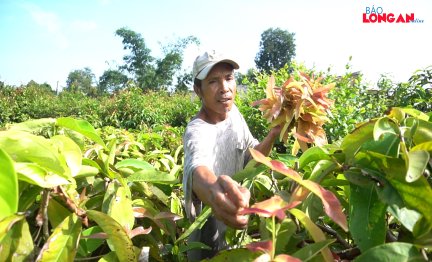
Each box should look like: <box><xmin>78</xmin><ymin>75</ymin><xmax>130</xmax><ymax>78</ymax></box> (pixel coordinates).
<box><xmin>254</xmin><ymin>127</ymin><xmax>279</xmax><ymax>156</ymax></box>
<box><xmin>192</xmin><ymin>166</ymin><xmax>218</xmax><ymax>206</ymax></box>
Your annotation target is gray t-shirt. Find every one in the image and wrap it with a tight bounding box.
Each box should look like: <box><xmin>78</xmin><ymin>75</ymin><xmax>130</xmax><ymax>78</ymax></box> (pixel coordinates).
<box><xmin>182</xmin><ymin>104</ymin><xmax>258</xmax><ymax>260</ymax></box>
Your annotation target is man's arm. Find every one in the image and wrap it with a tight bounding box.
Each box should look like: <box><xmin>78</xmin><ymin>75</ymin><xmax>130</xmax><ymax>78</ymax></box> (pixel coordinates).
<box><xmin>253</xmin><ymin>126</ymin><xmax>280</xmax><ymax>156</ymax></box>
<box><xmin>192</xmin><ymin>166</ymin><xmax>250</xmax><ymax>229</ymax></box>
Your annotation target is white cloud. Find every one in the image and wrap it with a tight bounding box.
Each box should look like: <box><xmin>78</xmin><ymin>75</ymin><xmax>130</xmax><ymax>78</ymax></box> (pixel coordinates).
<box><xmin>70</xmin><ymin>20</ymin><xmax>98</xmax><ymax>32</ymax></box>
<box><xmin>22</xmin><ymin>3</ymin><xmax>68</xmax><ymax>49</ymax></box>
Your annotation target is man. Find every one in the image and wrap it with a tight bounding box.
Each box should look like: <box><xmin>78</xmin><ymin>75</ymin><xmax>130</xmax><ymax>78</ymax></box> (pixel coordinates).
<box><xmin>183</xmin><ymin>50</ymin><xmax>279</xmax><ymax>260</ymax></box>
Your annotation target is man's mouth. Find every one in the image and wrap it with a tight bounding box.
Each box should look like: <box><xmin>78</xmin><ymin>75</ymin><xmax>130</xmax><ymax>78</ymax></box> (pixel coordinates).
<box><xmin>218</xmin><ymin>97</ymin><xmax>232</xmax><ymax>103</ymax></box>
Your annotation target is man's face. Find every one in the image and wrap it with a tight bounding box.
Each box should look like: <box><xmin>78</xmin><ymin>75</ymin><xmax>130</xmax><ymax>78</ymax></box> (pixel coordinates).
<box><xmin>195</xmin><ymin>63</ymin><xmax>237</xmax><ymax>122</ymax></box>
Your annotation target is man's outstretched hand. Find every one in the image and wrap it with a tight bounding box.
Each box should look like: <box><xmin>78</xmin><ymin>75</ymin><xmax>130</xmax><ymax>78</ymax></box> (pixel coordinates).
<box><xmin>193</xmin><ymin>167</ymin><xmax>250</xmax><ymax>229</ymax></box>
<box><xmin>209</xmin><ymin>175</ymin><xmax>250</xmax><ymax>229</ymax></box>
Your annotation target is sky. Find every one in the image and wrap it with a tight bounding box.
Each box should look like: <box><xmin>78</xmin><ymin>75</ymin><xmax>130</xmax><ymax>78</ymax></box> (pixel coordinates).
<box><xmin>0</xmin><ymin>0</ymin><xmax>431</xmax><ymax>91</ymax></box>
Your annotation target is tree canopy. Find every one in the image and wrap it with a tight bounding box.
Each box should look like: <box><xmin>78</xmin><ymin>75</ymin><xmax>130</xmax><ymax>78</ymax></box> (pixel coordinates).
<box><xmin>65</xmin><ymin>67</ymin><xmax>96</xmax><ymax>95</ymax></box>
<box><xmin>255</xmin><ymin>27</ymin><xmax>296</xmax><ymax>73</ymax></box>
<box><xmin>115</xmin><ymin>27</ymin><xmax>199</xmax><ymax>91</ymax></box>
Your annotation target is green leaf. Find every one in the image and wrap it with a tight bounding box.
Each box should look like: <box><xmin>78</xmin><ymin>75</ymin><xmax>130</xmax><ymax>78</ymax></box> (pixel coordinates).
<box><xmin>86</xmin><ymin>210</ymin><xmax>136</xmax><ymax>261</ymax></box>
<box><xmin>127</xmin><ymin>169</ymin><xmax>177</xmax><ymax>184</ymax></box>
<box><xmin>308</xmin><ymin>160</ymin><xmax>337</xmax><ymax>183</ymax></box>
<box><xmin>0</xmin><ymin>214</ymin><xmax>25</xmax><ymax>243</ymax></box>
<box><xmin>0</xmin><ymin>217</ymin><xmax>34</xmax><ymax>262</ymax></box>
<box><xmin>298</xmin><ymin>146</ymin><xmax>332</xmax><ymax>169</ymax></box>
<box><xmin>411</xmin><ymin>141</ymin><xmax>432</xmax><ymax>154</ymax></box>
<box><xmin>78</xmin><ymin>226</ymin><xmax>104</xmax><ymax>256</ymax></box>
<box><xmin>114</xmin><ymin>159</ymin><xmax>154</xmax><ymax>170</ymax></box>
<box><xmin>204</xmin><ymin>248</ymin><xmax>261</xmax><ymax>261</ymax></box>
<box><xmin>341</xmin><ymin>120</ymin><xmax>375</xmax><ymax>163</ymax></box>
<box><xmin>363</xmin><ymin>133</ymin><xmax>400</xmax><ymax>157</ymax></box>
<box><xmin>353</xmin><ymin>242</ymin><xmax>424</xmax><ymax>262</ymax></box>
<box><xmin>47</xmin><ymin>198</ymin><xmax>72</xmax><ymax>229</ymax></box>
<box><xmin>56</xmin><ymin>117</ymin><xmax>106</xmax><ymax>149</ymax></box>
<box><xmin>75</xmin><ymin>165</ymin><xmax>100</xmax><ymax>178</ymax></box>
<box><xmin>15</xmin><ymin>162</ymin><xmax>70</xmax><ymax>188</ymax></box>
<box><xmin>36</xmin><ymin>214</ymin><xmax>82</xmax><ymax>262</ymax></box>
<box><xmin>396</xmin><ymin>107</ymin><xmax>430</xmax><ymax>121</ymax></box>
<box><xmin>178</xmin><ymin>242</ymin><xmax>211</xmax><ymax>253</ymax></box>
<box><xmin>289</xmin><ymin>208</ymin><xmax>334</xmax><ymax>262</ymax></box>
<box><xmin>292</xmin><ymin>239</ymin><xmax>335</xmax><ymax>261</ymax></box>
<box><xmin>405</xmin><ymin>118</ymin><xmax>432</xmax><ymax>145</ymax></box>
<box><xmin>107</xmin><ymin>186</ymin><xmax>134</xmax><ymax>231</ymax></box>
<box><xmin>406</xmin><ymin>150</ymin><xmax>429</xmax><ymax>182</ymax></box>
<box><xmin>0</xmin><ymin>149</ymin><xmax>18</xmax><ymax>220</ymax></box>
<box><xmin>349</xmin><ymin>183</ymin><xmax>386</xmax><ymax>252</ymax></box>
<box><xmin>275</xmin><ymin>218</ymin><xmax>296</xmax><ymax>253</ymax></box>
<box><xmin>373</xmin><ymin>117</ymin><xmax>398</xmax><ymax>141</ymax></box>
<box><xmin>384</xmin><ymin>158</ymin><xmax>432</xmax><ymax>237</ymax></box>
<box><xmin>6</xmin><ymin>118</ymin><xmax>56</xmax><ymax>133</ymax></box>
<box><xmin>176</xmin><ymin>206</ymin><xmax>211</xmax><ymax>244</ymax></box>
<box><xmin>344</xmin><ymin>168</ymin><xmax>371</xmax><ymax>186</ymax></box>
<box><xmin>232</xmin><ymin>160</ymin><xmax>267</xmax><ymax>182</ymax></box>
<box><xmin>51</xmin><ymin>135</ymin><xmax>82</xmax><ymax>177</ymax></box>
<box><xmin>387</xmin><ymin>205</ymin><xmax>421</xmax><ymax>232</ymax></box>
<box><xmin>0</xmin><ymin>131</ymin><xmax>70</xmax><ymax>180</ymax></box>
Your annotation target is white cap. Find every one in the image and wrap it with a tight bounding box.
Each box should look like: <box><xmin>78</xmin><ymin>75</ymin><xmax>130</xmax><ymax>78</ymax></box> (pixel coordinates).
<box><xmin>192</xmin><ymin>50</ymin><xmax>239</xmax><ymax>80</ymax></box>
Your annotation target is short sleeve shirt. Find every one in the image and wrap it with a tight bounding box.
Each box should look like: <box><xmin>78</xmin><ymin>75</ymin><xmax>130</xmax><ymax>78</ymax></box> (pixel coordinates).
<box><xmin>183</xmin><ymin>104</ymin><xmax>259</xmax><ymax>220</ymax></box>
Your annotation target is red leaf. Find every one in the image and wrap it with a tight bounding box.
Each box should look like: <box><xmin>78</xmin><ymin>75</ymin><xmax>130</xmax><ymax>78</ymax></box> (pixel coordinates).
<box><xmin>239</xmin><ymin>195</ymin><xmax>300</xmax><ymax>220</ymax></box>
<box><xmin>246</xmin><ymin>240</ymin><xmax>273</xmax><ymax>253</ymax></box>
<box><xmin>249</xmin><ymin>148</ymin><xmax>348</xmax><ymax>231</ymax></box>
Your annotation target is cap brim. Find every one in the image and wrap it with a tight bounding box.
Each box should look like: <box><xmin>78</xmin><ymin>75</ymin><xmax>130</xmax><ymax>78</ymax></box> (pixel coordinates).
<box><xmin>196</xmin><ymin>59</ymin><xmax>239</xmax><ymax>80</ymax></box>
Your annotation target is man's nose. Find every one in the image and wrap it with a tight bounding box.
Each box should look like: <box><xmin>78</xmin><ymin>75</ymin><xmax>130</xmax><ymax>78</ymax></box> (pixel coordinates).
<box><xmin>220</xmin><ymin>80</ymin><xmax>230</xmax><ymax>93</ymax></box>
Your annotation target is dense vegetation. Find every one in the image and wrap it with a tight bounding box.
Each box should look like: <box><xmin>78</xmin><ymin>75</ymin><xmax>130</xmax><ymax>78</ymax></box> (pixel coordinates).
<box><xmin>0</xmin><ymin>62</ymin><xmax>431</xmax><ymax>261</ymax></box>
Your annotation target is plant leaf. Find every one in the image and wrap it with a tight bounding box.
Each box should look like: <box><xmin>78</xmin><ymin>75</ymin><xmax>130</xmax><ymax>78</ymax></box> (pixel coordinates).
<box><xmin>115</xmin><ymin>159</ymin><xmax>154</xmax><ymax>170</ymax></box>
<box><xmin>289</xmin><ymin>208</ymin><xmax>334</xmax><ymax>262</ymax></box>
<box><xmin>56</xmin><ymin>117</ymin><xmax>106</xmax><ymax>149</ymax></box>
<box><xmin>292</xmin><ymin>239</ymin><xmax>335</xmax><ymax>262</ymax></box>
<box><xmin>127</xmin><ymin>169</ymin><xmax>177</xmax><ymax>184</ymax></box>
<box><xmin>0</xmin><ymin>149</ymin><xmax>18</xmax><ymax>220</ymax></box>
<box><xmin>0</xmin><ymin>214</ymin><xmax>25</xmax><ymax>243</ymax></box>
<box><xmin>373</xmin><ymin>117</ymin><xmax>398</xmax><ymax>141</ymax></box>
<box><xmin>250</xmin><ymin>148</ymin><xmax>348</xmax><ymax>231</ymax></box>
<box><xmin>406</xmin><ymin>150</ymin><xmax>429</xmax><ymax>182</ymax></box>
<box><xmin>86</xmin><ymin>210</ymin><xmax>136</xmax><ymax>261</ymax></box>
<box><xmin>349</xmin><ymin>183</ymin><xmax>386</xmax><ymax>252</ymax></box>
<box><xmin>47</xmin><ymin>198</ymin><xmax>72</xmax><ymax>229</ymax></box>
<box><xmin>0</xmin><ymin>131</ymin><xmax>70</xmax><ymax>180</ymax></box>
<box><xmin>107</xmin><ymin>186</ymin><xmax>134</xmax><ymax>231</ymax></box>
<box><xmin>51</xmin><ymin>135</ymin><xmax>82</xmax><ymax>177</ymax></box>
<box><xmin>353</xmin><ymin>242</ymin><xmax>424</xmax><ymax>262</ymax></box>
<box><xmin>298</xmin><ymin>146</ymin><xmax>332</xmax><ymax>169</ymax></box>
<box><xmin>239</xmin><ymin>195</ymin><xmax>301</xmax><ymax>220</ymax></box>
<box><xmin>341</xmin><ymin>120</ymin><xmax>375</xmax><ymax>163</ymax></box>
<box><xmin>176</xmin><ymin>206</ymin><xmax>211</xmax><ymax>244</ymax></box>
<box><xmin>0</xmin><ymin>217</ymin><xmax>34</xmax><ymax>261</ymax></box>
<box><xmin>36</xmin><ymin>214</ymin><xmax>82</xmax><ymax>262</ymax></box>
<box><xmin>204</xmin><ymin>248</ymin><xmax>261</xmax><ymax>261</ymax></box>
<box><xmin>15</xmin><ymin>162</ymin><xmax>70</xmax><ymax>188</ymax></box>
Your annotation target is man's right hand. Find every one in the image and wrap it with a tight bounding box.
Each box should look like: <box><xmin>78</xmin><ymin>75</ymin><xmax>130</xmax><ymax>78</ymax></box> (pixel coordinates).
<box><xmin>192</xmin><ymin>167</ymin><xmax>250</xmax><ymax>229</ymax></box>
<box><xmin>209</xmin><ymin>175</ymin><xmax>250</xmax><ymax>229</ymax></box>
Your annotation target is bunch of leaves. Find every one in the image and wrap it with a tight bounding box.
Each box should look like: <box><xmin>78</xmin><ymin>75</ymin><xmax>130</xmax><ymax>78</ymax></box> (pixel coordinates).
<box><xmin>203</xmin><ymin>106</ymin><xmax>431</xmax><ymax>261</ymax></box>
<box><xmin>0</xmin><ymin>117</ymin><xmax>198</xmax><ymax>261</ymax></box>
<box><xmin>252</xmin><ymin>71</ymin><xmax>335</xmax><ymax>155</ymax></box>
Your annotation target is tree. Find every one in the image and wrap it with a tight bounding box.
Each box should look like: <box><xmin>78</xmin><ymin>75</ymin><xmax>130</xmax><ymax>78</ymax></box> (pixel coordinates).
<box><xmin>115</xmin><ymin>27</ymin><xmax>199</xmax><ymax>91</ymax></box>
<box><xmin>98</xmin><ymin>69</ymin><xmax>129</xmax><ymax>94</ymax></box>
<box><xmin>65</xmin><ymin>67</ymin><xmax>96</xmax><ymax>95</ymax></box>
<box><xmin>255</xmin><ymin>28</ymin><xmax>296</xmax><ymax>73</ymax></box>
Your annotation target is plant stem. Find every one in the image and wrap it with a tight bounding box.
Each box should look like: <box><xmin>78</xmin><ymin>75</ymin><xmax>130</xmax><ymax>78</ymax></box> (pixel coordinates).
<box><xmin>271</xmin><ymin>216</ymin><xmax>276</xmax><ymax>260</ymax></box>
<box><xmin>41</xmin><ymin>189</ymin><xmax>50</xmax><ymax>240</ymax></box>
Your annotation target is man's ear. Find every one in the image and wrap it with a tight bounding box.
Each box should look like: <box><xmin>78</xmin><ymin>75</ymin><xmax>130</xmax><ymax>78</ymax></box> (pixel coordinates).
<box><xmin>193</xmin><ymin>84</ymin><xmax>202</xmax><ymax>99</ymax></box>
